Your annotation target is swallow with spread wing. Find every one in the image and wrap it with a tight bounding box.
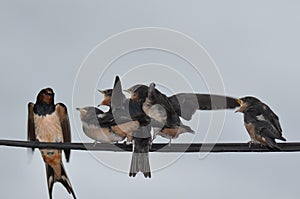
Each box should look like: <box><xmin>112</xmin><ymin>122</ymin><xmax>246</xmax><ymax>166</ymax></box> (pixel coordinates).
<box><xmin>123</xmin><ymin>83</ymin><xmax>240</xmax><ymax>144</ymax></box>
<box><xmin>27</xmin><ymin>88</ymin><xmax>76</xmax><ymax>199</ymax></box>
<box><xmin>235</xmin><ymin>96</ymin><xmax>286</xmax><ymax>150</ymax></box>
<box><xmin>97</xmin><ymin>76</ymin><xmax>152</xmax><ymax>178</ymax></box>
<box><xmin>124</xmin><ymin>84</ymin><xmax>240</xmax><ymax>121</ymax></box>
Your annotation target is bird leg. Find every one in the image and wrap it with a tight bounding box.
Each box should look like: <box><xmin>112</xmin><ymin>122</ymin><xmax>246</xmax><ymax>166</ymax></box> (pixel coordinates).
<box><xmin>168</xmin><ymin>138</ymin><xmax>172</xmax><ymax>147</ymax></box>
<box><xmin>151</xmin><ymin>128</ymin><xmax>160</xmax><ymax>145</ymax></box>
<box><xmin>93</xmin><ymin>141</ymin><xmax>99</xmax><ymax>147</ymax></box>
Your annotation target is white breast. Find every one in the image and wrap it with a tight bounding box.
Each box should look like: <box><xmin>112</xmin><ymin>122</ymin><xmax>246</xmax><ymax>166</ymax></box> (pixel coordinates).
<box><xmin>82</xmin><ymin>122</ymin><xmax>123</xmax><ymax>143</ymax></box>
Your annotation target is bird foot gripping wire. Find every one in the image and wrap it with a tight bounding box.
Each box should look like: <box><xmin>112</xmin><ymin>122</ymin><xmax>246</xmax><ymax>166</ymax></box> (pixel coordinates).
<box><xmin>248</xmin><ymin>141</ymin><xmax>254</xmax><ymax>149</ymax></box>
<box><xmin>93</xmin><ymin>141</ymin><xmax>99</xmax><ymax>147</ymax></box>
<box><xmin>168</xmin><ymin>139</ymin><xmax>172</xmax><ymax>147</ymax></box>
<box><xmin>248</xmin><ymin>140</ymin><xmax>265</xmax><ymax>150</ymax></box>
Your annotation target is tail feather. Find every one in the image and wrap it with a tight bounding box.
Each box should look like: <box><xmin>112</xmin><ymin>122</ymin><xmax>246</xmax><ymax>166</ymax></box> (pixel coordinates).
<box><xmin>46</xmin><ymin>163</ymin><xmax>76</xmax><ymax>199</ymax></box>
<box><xmin>278</xmin><ymin>136</ymin><xmax>286</xmax><ymax>142</ymax></box>
<box><xmin>129</xmin><ymin>137</ymin><xmax>151</xmax><ymax>178</ymax></box>
<box><xmin>129</xmin><ymin>152</ymin><xmax>151</xmax><ymax>178</ymax></box>
<box><xmin>264</xmin><ymin>137</ymin><xmax>281</xmax><ymax>151</ymax></box>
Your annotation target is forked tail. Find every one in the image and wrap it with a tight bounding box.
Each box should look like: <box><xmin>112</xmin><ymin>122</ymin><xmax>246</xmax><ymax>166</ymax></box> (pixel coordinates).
<box><xmin>46</xmin><ymin>163</ymin><xmax>76</xmax><ymax>199</ymax></box>
<box><xmin>129</xmin><ymin>137</ymin><xmax>151</xmax><ymax>178</ymax></box>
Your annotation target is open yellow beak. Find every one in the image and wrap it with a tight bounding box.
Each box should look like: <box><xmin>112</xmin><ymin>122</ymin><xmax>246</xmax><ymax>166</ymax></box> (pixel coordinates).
<box><xmin>235</xmin><ymin>99</ymin><xmax>243</xmax><ymax>113</ymax></box>
<box><xmin>236</xmin><ymin>99</ymin><xmax>243</xmax><ymax>106</ymax></box>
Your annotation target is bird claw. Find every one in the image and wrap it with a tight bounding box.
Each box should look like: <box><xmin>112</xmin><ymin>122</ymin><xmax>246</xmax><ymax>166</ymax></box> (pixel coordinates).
<box><xmin>248</xmin><ymin>141</ymin><xmax>254</xmax><ymax>149</ymax></box>
<box><xmin>248</xmin><ymin>141</ymin><xmax>262</xmax><ymax>149</ymax></box>
<box><xmin>93</xmin><ymin>141</ymin><xmax>99</xmax><ymax>147</ymax></box>
<box><xmin>125</xmin><ymin>140</ymin><xmax>132</xmax><ymax>145</ymax></box>
<box><xmin>168</xmin><ymin>139</ymin><xmax>172</xmax><ymax>147</ymax></box>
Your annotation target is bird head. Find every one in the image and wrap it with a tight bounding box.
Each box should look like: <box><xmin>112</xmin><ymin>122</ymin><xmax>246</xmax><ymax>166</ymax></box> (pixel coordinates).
<box><xmin>124</xmin><ymin>84</ymin><xmax>148</xmax><ymax>103</ymax></box>
<box><xmin>36</xmin><ymin>88</ymin><xmax>55</xmax><ymax>105</ymax></box>
<box><xmin>235</xmin><ymin>96</ymin><xmax>261</xmax><ymax>113</ymax></box>
<box><xmin>76</xmin><ymin>106</ymin><xmax>103</xmax><ymax>120</ymax></box>
<box><xmin>97</xmin><ymin>89</ymin><xmax>112</xmax><ymax>106</ymax></box>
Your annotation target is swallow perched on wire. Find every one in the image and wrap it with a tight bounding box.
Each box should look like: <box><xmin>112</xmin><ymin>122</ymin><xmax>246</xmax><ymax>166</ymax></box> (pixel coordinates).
<box><xmin>124</xmin><ymin>83</ymin><xmax>240</xmax><ymax>143</ymax></box>
<box><xmin>142</xmin><ymin>83</ymin><xmax>194</xmax><ymax>144</ymax></box>
<box><xmin>109</xmin><ymin>75</ymin><xmax>152</xmax><ymax>178</ymax></box>
<box><xmin>125</xmin><ymin>84</ymin><xmax>240</xmax><ymax>121</ymax></box>
<box><xmin>76</xmin><ymin>106</ymin><xmax>139</xmax><ymax>144</ymax></box>
<box><xmin>235</xmin><ymin>96</ymin><xmax>286</xmax><ymax>150</ymax></box>
<box><xmin>27</xmin><ymin>88</ymin><xmax>76</xmax><ymax>199</ymax></box>
<box><xmin>100</xmin><ymin>84</ymin><xmax>195</xmax><ymax>144</ymax></box>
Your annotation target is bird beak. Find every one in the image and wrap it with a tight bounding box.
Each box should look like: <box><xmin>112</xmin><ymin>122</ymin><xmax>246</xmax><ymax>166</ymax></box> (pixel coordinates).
<box><xmin>235</xmin><ymin>99</ymin><xmax>244</xmax><ymax>113</ymax></box>
<box><xmin>98</xmin><ymin>90</ymin><xmax>105</xmax><ymax>94</ymax></box>
<box><xmin>76</xmin><ymin>107</ymin><xmax>81</xmax><ymax>111</ymax></box>
<box><xmin>123</xmin><ymin>89</ymin><xmax>132</xmax><ymax>95</ymax></box>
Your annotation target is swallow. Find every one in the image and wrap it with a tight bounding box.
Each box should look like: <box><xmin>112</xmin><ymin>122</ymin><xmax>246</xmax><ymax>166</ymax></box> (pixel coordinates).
<box><xmin>76</xmin><ymin>106</ymin><xmax>140</xmax><ymax>144</ymax></box>
<box><xmin>27</xmin><ymin>88</ymin><xmax>76</xmax><ymax>199</ymax></box>
<box><xmin>125</xmin><ymin>84</ymin><xmax>240</xmax><ymax>120</ymax></box>
<box><xmin>124</xmin><ymin>83</ymin><xmax>240</xmax><ymax>143</ymax></box>
<box><xmin>110</xmin><ymin>75</ymin><xmax>152</xmax><ymax>178</ymax></box>
<box><xmin>100</xmin><ymin>84</ymin><xmax>195</xmax><ymax>144</ymax></box>
<box><xmin>143</xmin><ymin>83</ymin><xmax>194</xmax><ymax>144</ymax></box>
<box><xmin>235</xmin><ymin>96</ymin><xmax>286</xmax><ymax>150</ymax></box>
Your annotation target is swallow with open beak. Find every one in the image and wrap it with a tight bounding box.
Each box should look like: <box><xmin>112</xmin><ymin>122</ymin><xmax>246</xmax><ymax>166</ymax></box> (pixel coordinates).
<box><xmin>27</xmin><ymin>88</ymin><xmax>76</xmax><ymax>199</ymax></box>
<box><xmin>235</xmin><ymin>96</ymin><xmax>286</xmax><ymax>150</ymax></box>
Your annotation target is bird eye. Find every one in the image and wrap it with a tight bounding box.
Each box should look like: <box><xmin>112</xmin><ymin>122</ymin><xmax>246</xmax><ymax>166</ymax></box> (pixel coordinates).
<box><xmin>45</xmin><ymin>92</ymin><xmax>53</xmax><ymax>96</ymax></box>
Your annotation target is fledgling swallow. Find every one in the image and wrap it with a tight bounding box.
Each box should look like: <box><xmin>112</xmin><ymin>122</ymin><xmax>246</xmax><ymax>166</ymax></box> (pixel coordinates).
<box><xmin>235</xmin><ymin>96</ymin><xmax>286</xmax><ymax>150</ymax></box>
<box><xmin>143</xmin><ymin>83</ymin><xmax>194</xmax><ymax>144</ymax></box>
<box><xmin>27</xmin><ymin>88</ymin><xmax>76</xmax><ymax>199</ymax></box>
<box><xmin>76</xmin><ymin>106</ymin><xmax>139</xmax><ymax>144</ymax></box>
<box><xmin>110</xmin><ymin>75</ymin><xmax>152</xmax><ymax>178</ymax></box>
<box><xmin>100</xmin><ymin>81</ymin><xmax>194</xmax><ymax>143</ymax></box>
<box><xmin>125</xmin><ymin>84</ymin><xmax>240</xmax><ymax>120</ymax></box>
<box><xmin>124</xmin><ymin>83</ymin><xmax>240</xmax><ymax>144</ymax></box>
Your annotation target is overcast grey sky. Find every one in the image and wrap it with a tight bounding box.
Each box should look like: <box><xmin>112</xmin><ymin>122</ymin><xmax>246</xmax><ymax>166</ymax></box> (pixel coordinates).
<box><xmin>1</xmin><ymin>0</ymin><xmax>300</xmax><ymax>198</ymax></box>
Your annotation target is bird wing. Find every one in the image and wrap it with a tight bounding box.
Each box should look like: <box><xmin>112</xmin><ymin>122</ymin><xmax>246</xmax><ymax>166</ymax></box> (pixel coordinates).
<box><xmin>261</xmin><ymin>103</ymin><xmax>282</xmax><ymax>133</ymax></box>
<box><xmin>168</xmin><ymin>93</ymin><xmax>240</xmax><ymax>121</ymax></box>
<box><xmin>146</xmin><ymin>84</ymin><xmax>176</xmax><ymax>115</ymax></box>
<box><xmin>128</xmin><ymin>100</ymin><xmax>150</xmax><ymax>126</ymax></box>
<box><xmin>146</xmin><ymin>84</ymin><xmax>181</xmax><ymax>127</ymax></box>
<box><xmin>246</xmin><ymin>106</ymin><xmax>285</xmax><ymax>141</ymax></box>
<box><xmin>55</xmin><ymin>103</ymin><xmax>71</xmax><ymax>162</ymax></box>
<box><xmin>255</xmin><ymin>120</ymin><xmax>285</xmax><ymax>142</ymax></box>
<box><xmin>27</xmin><ymin>102</ymin><xmax>36</xmax><ymax>145</ymax></box>
<box><xmin>111</xmin><ymin>75</ymin><xmax>126</xmax><ymax>111</ymax></box>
